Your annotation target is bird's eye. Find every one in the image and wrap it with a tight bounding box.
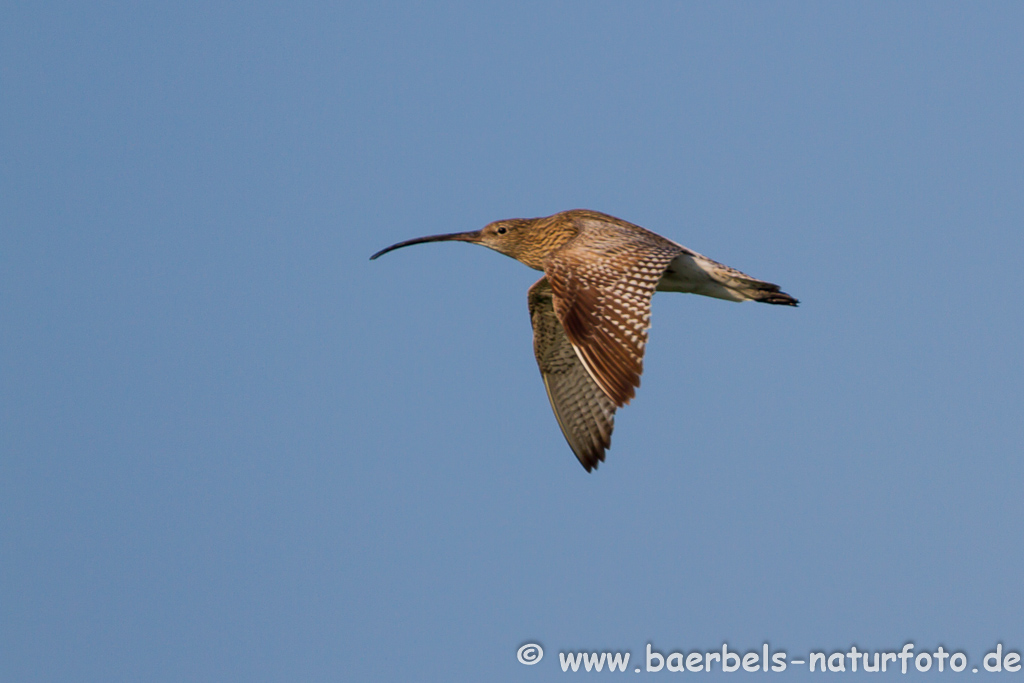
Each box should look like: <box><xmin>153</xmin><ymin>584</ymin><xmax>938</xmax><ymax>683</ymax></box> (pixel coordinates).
<box><xmin>497</xmin><ymin>227</ymin><xmax>507</xmax><ymax>234</ymax></box>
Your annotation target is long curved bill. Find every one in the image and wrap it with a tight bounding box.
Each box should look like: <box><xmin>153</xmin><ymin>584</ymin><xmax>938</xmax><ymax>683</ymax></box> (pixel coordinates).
<box><xmin>370</xmin><ymin>230</ymin><xmax>481</xmax><ymax>260</ymax></box>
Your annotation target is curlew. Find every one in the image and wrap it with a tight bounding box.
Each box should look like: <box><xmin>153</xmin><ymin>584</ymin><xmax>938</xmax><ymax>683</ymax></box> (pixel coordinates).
<box><xmin>371</xmin><ymin>209</ymin><xmax>797</xmax><ymax>471</ymax></box>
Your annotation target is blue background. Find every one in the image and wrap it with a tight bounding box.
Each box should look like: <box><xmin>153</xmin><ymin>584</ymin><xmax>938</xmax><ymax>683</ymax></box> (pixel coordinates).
<box><xmin>3</xmin><ymin>2</ymin><xmax>1021</xmax><ymax>680</ymax></box>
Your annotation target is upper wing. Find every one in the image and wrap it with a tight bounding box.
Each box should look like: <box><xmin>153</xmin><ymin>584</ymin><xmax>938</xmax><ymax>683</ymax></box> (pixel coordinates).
<box><xmin>528</xmin><ymin>277</ymin><xmax>616</xmax><ymax>471</ymax></box>
<box><xmin>544</xmin><ymin>227</ymin><xmax>682</xmax><ymax>407</ymax></box>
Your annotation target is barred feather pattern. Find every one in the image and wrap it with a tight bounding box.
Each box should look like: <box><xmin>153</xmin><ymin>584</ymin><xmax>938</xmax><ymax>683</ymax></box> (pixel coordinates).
<box><xmin>544</xmin><ymin>214</ymin><xmax>685</xmax><ymax>407</ymax></box>
<box><xmin>528</xmin><ymin>278</ymin><xmax>617</xmax><ymax>471</ymax></box>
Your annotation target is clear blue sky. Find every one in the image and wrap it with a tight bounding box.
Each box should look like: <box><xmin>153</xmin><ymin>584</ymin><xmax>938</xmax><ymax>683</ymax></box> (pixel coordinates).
<box><xmin>3</xmin><ymin>2</ymin><xmax>1022</xmax><ymax>681</ymax></box>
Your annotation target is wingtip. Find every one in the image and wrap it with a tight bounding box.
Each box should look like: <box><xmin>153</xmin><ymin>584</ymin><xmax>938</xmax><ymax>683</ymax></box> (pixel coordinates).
<box><xmin>577</xmin><ymin>449</ymin><xmax>607</xmax><ymax>473</ymax></box>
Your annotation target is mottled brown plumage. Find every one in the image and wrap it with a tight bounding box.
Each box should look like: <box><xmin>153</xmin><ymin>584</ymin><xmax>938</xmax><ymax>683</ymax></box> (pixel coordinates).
<box><xmin>528</xmin><ymin>278</ymin><xmax>616</xmax><ymax>471</ymax></box>
<box><xmin>371</xmin><ymin>209</ymin><xmax>798</xmax><ymax>471</ymax></box>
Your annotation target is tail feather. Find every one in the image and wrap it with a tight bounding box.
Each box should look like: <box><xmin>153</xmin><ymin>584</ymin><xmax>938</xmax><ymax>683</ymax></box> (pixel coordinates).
<box><xmin>657</xmin><ymin>252</ymin><xmax>799</xmax><ymax>305</ymax></box>
<box><xmin>740</xmin><ymin>279</ymin><xmax>799</xmax><ymax>306</ymax></box>
<box><xmin>756</xmin><ymin>290</ymin><xmax>799</xmax><ymax>306</ymax></box>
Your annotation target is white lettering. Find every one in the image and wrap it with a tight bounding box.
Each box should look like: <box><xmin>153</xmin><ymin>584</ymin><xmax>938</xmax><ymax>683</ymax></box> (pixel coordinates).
<box><xmin>898</xmin><ymin>643</ymin><xmax>915</xmax><ymax>673</ymax></box>
<box><xmin>606</xmin><ymin>651</ymin><xmax>630</xmax><ymax>672</ymax></box>
<box><xmin>984</xmin><ymin>644</ymin><xmax>1003</xmax><ymax>672</ymax></box>
<box><xmin>645</xmin><ymin>644</ymin><xmax>664</xmax><ymax>672</ymax></box>
<box><xmin>582</xmin><ymin>652</ymin><xmax>606</xmax><ymax>672</ymax></box>
<box><xmin>559</xmin><ymin>652</ymin><xmax>582</xmax><ymax>672</ymax></box>
<box><xmin>722</xmin><ymin>644</ymin><xmax>740</xmax><ymax>672</ymax></box>
<box><xmin>846</xmin><ymin>646</ymin><xmax>860</xmax><ymax>672</ymax></box>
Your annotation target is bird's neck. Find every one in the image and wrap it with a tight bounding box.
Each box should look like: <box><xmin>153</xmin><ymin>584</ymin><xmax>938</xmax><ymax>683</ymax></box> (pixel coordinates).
<box><xmin>508</xmin><ymin>217</ymin><xmax>580</xmax><ymax>270</ymax></box>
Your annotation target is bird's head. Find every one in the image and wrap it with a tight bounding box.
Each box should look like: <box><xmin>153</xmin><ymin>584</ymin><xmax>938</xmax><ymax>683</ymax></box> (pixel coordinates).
<box><xmin>370</xmin><ymin>218</ymin><xmax>549</xmax><ymax>269</ymax></box>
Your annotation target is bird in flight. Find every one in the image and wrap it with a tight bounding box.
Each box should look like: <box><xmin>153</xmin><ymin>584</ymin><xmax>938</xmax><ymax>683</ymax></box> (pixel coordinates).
<box><xmin>371</xmin><ymin>209</ymin><xmax>797</xmax><ymax>471</ymax></box>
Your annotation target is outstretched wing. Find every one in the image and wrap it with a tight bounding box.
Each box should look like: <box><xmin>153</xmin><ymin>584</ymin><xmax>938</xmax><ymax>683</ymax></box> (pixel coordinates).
<box><xmin>528</xmin><ymin>278</ymin><xmax>616</xmax><ymax>471</ymax></box>
<box><xmin>544</xmin><ymin>222</ymin><xmax>683</xmax><ymax>407</ymax></box>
